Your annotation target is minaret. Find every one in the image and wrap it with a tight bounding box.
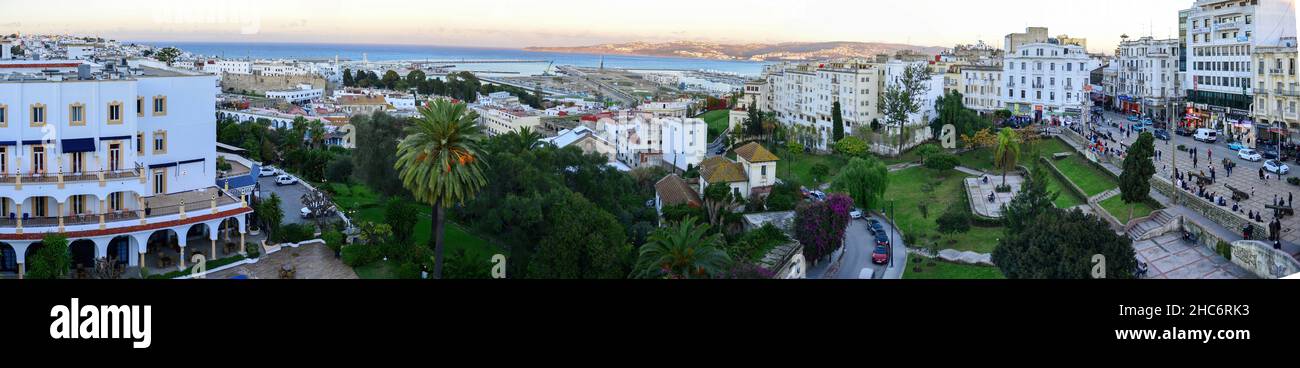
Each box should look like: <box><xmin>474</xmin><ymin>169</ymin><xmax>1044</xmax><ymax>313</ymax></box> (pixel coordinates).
<box><xmin>599</xmin><ymin>55</ymin><xmax>604</xmax><ymax>71</ymax></box>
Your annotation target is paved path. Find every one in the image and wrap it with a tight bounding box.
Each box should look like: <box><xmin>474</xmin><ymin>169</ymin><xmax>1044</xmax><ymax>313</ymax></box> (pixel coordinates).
<box><xmin>966</xmin><ymin>175</ymin><xmax>1022</xmax><ymax>218</ymax></box>
<box><xmin>1133</xmin><ymin>232</ymin><xmax>1254</xmax><ymax>279</ymax></box>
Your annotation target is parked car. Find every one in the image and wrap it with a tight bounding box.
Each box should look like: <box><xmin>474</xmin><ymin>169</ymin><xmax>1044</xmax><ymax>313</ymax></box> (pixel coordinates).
<box><xmin>868</xmin><ymin>219</ymin><xmax>884</xmax><ymax>235</ymax></box>
<box><xmin>1265</xmin><ymin>160</ymin><xmax>1291</xmax><ymax>175</ymax></box>
<box><xmin>850</xmin><ymin>209</ymin><xmax>864</xmax><ymax>219</ymax></box>
<box><xmin>1261</xmin><ymin>145</ymin><xmax>1280</xmax><ymax>159</ymax></box>
<box><xmin>1152</xmin><ymin>129</ymin><xmax>1171</xmax><ymax>141</ymax></box>
<box><xmin>275</xmin><ymin>175</ymin><xmax>298</xmax><ymax>186</ymax></box>
<box><xmin>258</xmin><ymin>166</ymin><xmax>278</xmax><ymax>177</ymax></box>
<box><xmin>857</xmin><ymin>268</ymin><xmax>876</xmax><ymax>279</ymax></box>
<box><xmin>1227</xmin><ymin>142</ymin><xmax>1246</xmax><ymax>151</ymax></box>
<box><xmin>715</xmin><ymin>147</ymin><xmax>727</xmax><ymax>155</ymax></box>
<box><xmin>872</xmin><ymin>245</ymin><xmax>890</xmax><ymax>265</ymax></box>
<box><xmin>874</xmin><ymin>233</ymin><xmax>890</xmax><ymax>247</ymax></box>
<box><xmin>1239</xmin><ymin>149</ymin><xmax>1263</xmax><ymax>162</ymax></box>
<box><xmin>1175</xmin><ymin>128</ymin><xmax>1194</xmax><ymax>137</ymax></box>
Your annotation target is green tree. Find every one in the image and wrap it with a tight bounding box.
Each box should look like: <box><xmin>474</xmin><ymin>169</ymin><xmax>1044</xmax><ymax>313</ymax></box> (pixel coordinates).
<box><xmin>633</xmin><ymin>217</ymin><xmax>731</xmax><ymax>279</ymax></box>
<box><xmin>27</xmin><ymin>234</ymin><xmax>71</xmax><ymax>279</ymax></box>
<box><xmin>153</xmin><ymin>47</ymin><xmax>181</xmax><ymax>66</ymax></box>
<box><xmin>702</xmin><ymin>182</ymin><xmax>740</xmax><ymax>229</ymax></box>
<box><xmin>831</xmin><ymin>157</ymin><xmax>889</xmax><ymax>210</ymax></box>
<box><xmin>257</xmin><ymin>193</ymin><xmax>284</xmax><ymax>240</ymax></box>
<box><xmin>833</xmin><ymin>136</ymin><xmax>868</xmax><ymax>157</ymax></box>
<box><xmin>993</xmin><ymin>208</ymin><xmax>1137</xmax><ymax>279</ymax></box>
<box><xmin>994</xmin><ymin>128</ymin><xmax>1021</xmax><ymax>186</ymax></box>
<box><xmin>342</xmin><ymin>69</ymin><xmax>354</xmax><ymax>87</ymax></box>
<box><xmin>528</xmin><ymin>192</ymin><xmax>631</xmax><ymax>279</ymax></box>
<box><xmin>810</xmin><ymin>164</ymin><xmax>831</xmax><ymax>183</ymax></box>
<box><xmin>353</xmin><ymin>112</ymin><xmax>408</xmax><ymax>197</ymax></box>
<box><xmin>385</xmin><ymin>198</ymin><xmax>420</xmax><ymax>245</ymax></box>
<box><xmin>831</xmin><ymin>101</ymin><xmax>845</xmax><ymax>142</ymax></box>
<box><xmin>1119</xmin><ymin>132</ymin><xmax>1157</xmax><ymax>222</ymax></box>
<box><xmin>382</xmin><ymin>70</ymin><xmax>402</xmax><ymax>90</ymax></box>
<box><xmin>395</xmin><ymin>100</ymin><xmax>488</xmax><ymax>279</ymax></box>
<box><xmin>1002</xmin><ymin>165</ymin><xmax>1059</xmax><ymax>234</ymax></box>
<box><xmin>882</xmin><ymin>63</ymin><xmax>932</xmax><ymax>154</ymax></box>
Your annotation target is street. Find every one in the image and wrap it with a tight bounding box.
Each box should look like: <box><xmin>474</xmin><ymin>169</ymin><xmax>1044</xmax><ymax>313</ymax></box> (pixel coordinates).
<box><xmin>808</xmin><ymin>214</ymin><xmax>908</xmax><ymax>280</ymax></box>
<box><xmin>1093</xmin><ymin>109</ymin><xmax>1300</xmax><ymax>246</ymax></box>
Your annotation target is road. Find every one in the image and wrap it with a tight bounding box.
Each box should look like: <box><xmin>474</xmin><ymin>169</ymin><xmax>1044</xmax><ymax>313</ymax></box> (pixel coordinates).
<box><xmin>257</xmin><ymin>174</ymin><xmax>310</xmax><ymax>225</ymax></box>
<box><xmin>808</xmin><ymin>214</ymin><xmax>908</xmax><ymax>279</ymax></box>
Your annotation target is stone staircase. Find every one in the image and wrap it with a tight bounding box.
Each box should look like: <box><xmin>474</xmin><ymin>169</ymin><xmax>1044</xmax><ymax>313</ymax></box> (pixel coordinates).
<box><xmin>1126</xmin><ymin>211</ymin><xmax>1175</xmax><ymax>241</ymax></box>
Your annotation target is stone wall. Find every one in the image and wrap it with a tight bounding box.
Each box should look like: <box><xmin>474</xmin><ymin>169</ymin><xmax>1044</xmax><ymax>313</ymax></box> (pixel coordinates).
<box><xmin>1229</xmin><ymin>240</ymin><xmax>1300</xmax><ymax>279</ymax></box>
<box><xmin>220</xmin><ymin>74</ymin><xmax>329</xmax><ymax>97</ymax></box>
<box><xmin>1169</xmin><ymin>179</ymin><xmax>1270</xmax><ymax>241</ymax></box>
<box><xmin>762</xmin><ymin>243</ymin><xmax>805</xmax><ymax>279</ymax></box>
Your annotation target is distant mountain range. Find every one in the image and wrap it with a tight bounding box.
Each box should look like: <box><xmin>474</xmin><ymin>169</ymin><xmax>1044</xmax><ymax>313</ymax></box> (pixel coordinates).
<box><xmin>524</xmin><ymin>41</ymin><xmax>950</xmax><ymax>62</ymax></box>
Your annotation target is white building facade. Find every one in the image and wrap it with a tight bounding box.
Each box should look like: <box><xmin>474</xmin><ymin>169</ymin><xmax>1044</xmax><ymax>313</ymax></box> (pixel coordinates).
<box><xmin>0</xmin><ymin>60</ymin><xmax>252</xmax><ymax>279</ymax></box>
<box><xmin>1117</xmin><ymin>37</ymin><xmax>1184</xmax><ymax>122</ymax></box>
<box><xmin>1183</xmin><ymin>0</ymin><xmax>1298</xmax><ymax>131</ymax></box>
<box><xmin>1002</xmin><ymin>42</ymin><xmax>1099</xmax><ymax>121</ymax></box>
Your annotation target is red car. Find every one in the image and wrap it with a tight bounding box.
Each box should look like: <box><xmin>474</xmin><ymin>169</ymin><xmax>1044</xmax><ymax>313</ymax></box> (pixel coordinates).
<box><xmin>872</xmin><ymin>245</ymin><xmax>889</xmax><ymax>265</ymax></box>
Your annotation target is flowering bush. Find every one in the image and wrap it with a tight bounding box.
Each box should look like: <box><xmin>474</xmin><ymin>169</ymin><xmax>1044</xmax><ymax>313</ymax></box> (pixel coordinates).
<box><xmin>795</xmin><ymin>194</ymin><xmax>853</xmax><ymax>263</ymax></box>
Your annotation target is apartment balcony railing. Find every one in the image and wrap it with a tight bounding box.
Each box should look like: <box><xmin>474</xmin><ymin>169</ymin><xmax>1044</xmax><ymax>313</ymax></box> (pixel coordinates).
<box><xmin>1032</xmin><ymin>83</ymin><xmax>1045</xmax><ymax>89</ymax></box>
<box><xmin>0</xmin><ymin>166</ymin><xmax>143</xmax><ymax>185</ymax></box>
<box><xmin>0</xmin><ymin>187</ymin><xmax>247</xmax><ymax>234</ymax></box>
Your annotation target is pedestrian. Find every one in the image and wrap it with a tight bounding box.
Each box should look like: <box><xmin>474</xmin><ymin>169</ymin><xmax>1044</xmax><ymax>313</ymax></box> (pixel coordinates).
<box><xmin>1275</xmin><ymin>194</ymin><xmax>1279</xmax><ymax>207</ymax></box>
<box><xmin>1289</xmin><ymin>192</ymin><xmax>1293</xmax><ymax>205</ymax></box>
<box><xmin>1261</xmin><ymin>167</ymin><xmax>1267</xmax><ymax>181</ymax></box>
<box><xmin>1211</xmin><ymin>167</ymin><xmax>1216</xmax><ymax>182</ymax></box>
<box><xmin>1208</xmin><ymin>148</ymin><xmax>1213</xmax><ymax>161</ymax></box>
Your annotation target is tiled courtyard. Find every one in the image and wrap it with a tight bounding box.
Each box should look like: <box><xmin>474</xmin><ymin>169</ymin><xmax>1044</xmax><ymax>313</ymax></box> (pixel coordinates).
<box><xmin>1133</xmin><ymin>233</ymin><xmax>1254</xmax><ymax>279</ymax></box>
<box><xmin>966</xmin><ymin>175</ymin><xmax>1023</xmax><ymax>218</ymax></box>
<box><xmin>206</xmin><ymin>242</ymin><xmax>358</xmax><ymax>279</ymax></box>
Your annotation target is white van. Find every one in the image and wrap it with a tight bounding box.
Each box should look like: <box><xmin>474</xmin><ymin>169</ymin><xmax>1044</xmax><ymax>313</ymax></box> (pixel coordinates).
<box><xmin>1194</xmin><ymin>129</ymin><xmax>1218</xmax><ymax>143</ymax></box>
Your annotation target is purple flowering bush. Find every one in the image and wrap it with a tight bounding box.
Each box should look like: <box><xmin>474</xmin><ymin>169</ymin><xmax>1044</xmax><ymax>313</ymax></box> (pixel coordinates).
<box><xmin>795</xmin><ymin>194</ymin><xmax>854</xmax><ymax>263</ymax></box>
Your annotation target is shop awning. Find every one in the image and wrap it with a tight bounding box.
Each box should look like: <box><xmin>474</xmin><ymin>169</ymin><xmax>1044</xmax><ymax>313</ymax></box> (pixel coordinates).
<box><xmin>61</xmin><ymin>138</ymin><xmax>96</xmax><ymax>153</ymax></box>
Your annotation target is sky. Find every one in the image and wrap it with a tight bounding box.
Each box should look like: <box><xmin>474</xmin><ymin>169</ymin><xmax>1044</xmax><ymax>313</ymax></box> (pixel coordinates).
<box><xmin>0</xmin><ymin>0</ymin><xmax>1214</xmax><ymax>53</ymax></box>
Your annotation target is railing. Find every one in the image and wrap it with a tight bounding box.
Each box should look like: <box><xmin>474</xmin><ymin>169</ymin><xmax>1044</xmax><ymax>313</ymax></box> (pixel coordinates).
<box><xmin>0</xmin><ymin>166</ymin><xmax>142</xmax><ymax>184</ymax></box>
<box><xmin>0</xmin><ymin>187</ymin><xmax>245</xmax><ymax>231</ymax></box>
<box><xmin>1276</xmin><ymin>88</ymin><xmax>1300</xmax><ymax>97</ymax></box>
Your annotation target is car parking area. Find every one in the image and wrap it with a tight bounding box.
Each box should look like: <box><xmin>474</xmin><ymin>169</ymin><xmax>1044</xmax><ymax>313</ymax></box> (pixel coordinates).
<box><xmin>257</xmin><ymin>174</ymin><xmax>311</xmax><ymax>226</ymax></box>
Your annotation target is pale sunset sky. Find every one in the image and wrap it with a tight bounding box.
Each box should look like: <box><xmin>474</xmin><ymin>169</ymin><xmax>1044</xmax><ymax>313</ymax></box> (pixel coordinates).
<box><xmin>0</xmin><ymin>0</ymin><xmax>1232</xmax><ymax>53</ymax></box>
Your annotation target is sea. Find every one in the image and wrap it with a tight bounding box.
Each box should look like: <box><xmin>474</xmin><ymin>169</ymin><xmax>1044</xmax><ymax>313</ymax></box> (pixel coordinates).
<box><xmin>140</xmin><ymin>42</ymin><xmax>770</xmax><ymax>77</ymax></box>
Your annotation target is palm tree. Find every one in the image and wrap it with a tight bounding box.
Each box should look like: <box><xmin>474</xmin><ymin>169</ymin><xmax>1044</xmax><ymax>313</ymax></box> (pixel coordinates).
<box><xmin>395</xmin><ymin>99</ymin><xmax>488</xmax><ymax>279</ymax></box>
<box><xmin>307</xmin><ymin>119</ymin><xmax>326</xmax><ymax>149</ymax></box>
<box><xmin>634</xmin><ymin>217</ymin><xmax>732</xmax><ymax>279</ymax></box>
<box><xmin>507</xmin><ymin>127</ymin><xmax>544</xmax><ymax>153</ymax></box>
<box><xmin>994</xmin><ymin>127</ymin><xmax>1021</xmax><ymax>187</ymax></box>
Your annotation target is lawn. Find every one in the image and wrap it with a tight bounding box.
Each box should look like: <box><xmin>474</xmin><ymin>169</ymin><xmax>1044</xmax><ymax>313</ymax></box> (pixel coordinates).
<box><xmin>882</xmin><ymin>167</ymin><xmax>1003</xmax><ymax>254</ymax></box>
<box><xmin>776</xmin><ymin>149</ymin><xmax>848</xmax><ymax>188</ymax></box>
<box><xmin>1051</xmin><ymin>155</ymin><xmax>1118</xmax><ymax>197</ymax></box>
<box><xmin>956</xmin><ymin>138</ymin><xmax>1074</xmax><ymax>173</ymax></box>
<box><xmin>1040</xmin><ymin>170</ymin><xmax>1087</xmax><ymax>209</ymax></box>
<box><xmin>1099</xmin><ymin>195</ymin><xmax>1159</xmax><ymax>225</ymax></box>
<box><xmin>700</xmin><ymin>109</ymin><xmax>731</xmax><ymax>141</ymax></box>
<box><xmin>329</xmin><ymin>183</ymin><xmax>502</xmax><ymax>264</ymax></box>
<box><xmin>903</xmin><ymin>257</ymin><xmax>1006</xmax><ymax>279</ymax></box>
<box><xmin>353</xmin><ymin>260</ymin><xmax>395</xmax><ymax>279</ymax></box>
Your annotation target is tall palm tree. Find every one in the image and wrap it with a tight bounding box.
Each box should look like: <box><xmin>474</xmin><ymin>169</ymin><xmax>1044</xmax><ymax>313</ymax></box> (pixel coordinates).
<box><xmin>994</xmin><ymin>127</ymin><xmax>1021</xmax><ymax>187</ymax></box>
<box><xmin>395</xmin><ymin>99</ymin><xmax>488</xmax><ymax>279</ymax></box>
<box><xmin>508</xmin><ymin>127</ymin><xmax>544</xmax><ymax>153</ymax></box>
<box><xmin>634</xmin><ymin>217</ymin><xmax>732</xmax><ymax>279</ymax></box>
<box><xmin>308</xmin><ymin>119</ymin><xmax>326</xmax><ymax>149</ymax></box>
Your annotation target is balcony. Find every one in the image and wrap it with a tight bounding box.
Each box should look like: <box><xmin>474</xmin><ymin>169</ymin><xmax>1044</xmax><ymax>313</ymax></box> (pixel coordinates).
<box><xmin>0</xmin><ymin>187</ymin><xmax>248</xmax><ymax>236</ymax></box>
<box><xmin>0</xmin><ymin>166</ymin><xmax>142</xmax><ymax>185</ymax></box>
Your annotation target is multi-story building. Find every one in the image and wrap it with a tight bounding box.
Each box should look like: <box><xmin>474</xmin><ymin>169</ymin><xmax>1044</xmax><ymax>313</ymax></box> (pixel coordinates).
<box><xmin>204</xmin><ymin>60</ymin><xmax>252</xmax><ymax>75</ymax></box>
<box><xmin>1116</xmin><ymin>37</ymin><xmax>1184</xmax><ymax>123</ymax></box>
<box><xmin>1183</xmin><ymin>0</ymin><xmax>1297</xmax><ymax>131</ymax></box>
<box><xmin>740</xmin><ymin>80</ymin><xmax>766</xmax><ymax>111</ymax></box>
<box><xmin>1</xmin><ymin>39</ymin><xmax>12</xmax><ymax>60</ymax></box>
<box><xmin>958</xmin><ymin>65</ymin><xmax>1005</xmax><ymax>114</ymax></box>
<box><xmin>1005</xmin><ymin>27</ymin><xmax>1087</xmax><ymax>55</ymax></box>
<box><xmin>592</xmin><ymin>111</ymin><xmax>707</xmax><ymax>172</ymax></box>
<box><xmin>882</xmin><ymin>60</ymin><xmax>944</xmax><ymax>152</ymax></box>
<box><xmin>1250</xmin><ymin>37</ymin><xmax>1299</xmax><ymax>144</ymax></box>
<box><xmin>0</xmin><ymin>59</ymin><xmax>253</xmax><ymax>279</ymax></box>
<box><xmin>1002</xmin><ymin>42</ymin><xmax>1100</xmax><ymax>121</ymax></box>
<box><xmin>765</xmin><ymin>60</ymin><xmax>885</xmax><ymax>151</ymax></box>
<box><xmin>475</xmin><ymin>105</ymin><xmax>542</xmax><ymax>138</ymax></box>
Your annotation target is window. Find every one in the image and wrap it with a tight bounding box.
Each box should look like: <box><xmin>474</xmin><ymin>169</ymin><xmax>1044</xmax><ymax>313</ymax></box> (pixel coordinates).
<box><xmin>108</xmin><ymin>102</ymin><xmax>123</xmax><ymax>124</ymax></box>
<box><xmin>0</xmin><ymin>147</ymin><xmax>7</xmax><ymax>174</ymax></box>
<box><xmin>33</xmin><ymin>197</ymin><xmax>48</xmax><ymax>217</ymax></box>
<box><xmin>69</xmin><ymin>103</ymin><xmax>85</xmax><ymax>126</ymax></box>
<box><xmin>136</xmin><ymin>97</ymin><xmax>144</xmax><ymax>117</ymax></box>
<box><xmin>30</xmin><ymin>104</ymin><xmax>47</xmax><ymax>127</ymax></box>
<box><xmin>32</xmin><ymin>146</ymin><xmax>45</xmax><ymax>174</ymax></box>
<box><xmin>0</xmin><ymin>104</ymin><xmax>7</xmax><ymax>127</ymax></box>
<box><xmin>71</xmin><ymin>195</ymin><xmax>86</xmax><ymax>215</ymax></box>
<box><xmin>109</xmin><ymin>192</ymin><xmax>124</xmax><ymax>212</ymax></box>
<box><xmin>136</xmin><ymin>132</ymin><xmax>145</xmax><ymax>155</ymax></box>
<box><xmin>153</xmin><ymin>169</ymin><xmax>167</xmax><ymax>195</ymax></box>
<box><xmin>152</xmin><ymin>96</ymin><xmax>167</xmax><ymax>116</ymax></box>
<box><xmin>152</xmin><ymin>131</ymin><xmax>167</xmax><ymax>154</ymax></box>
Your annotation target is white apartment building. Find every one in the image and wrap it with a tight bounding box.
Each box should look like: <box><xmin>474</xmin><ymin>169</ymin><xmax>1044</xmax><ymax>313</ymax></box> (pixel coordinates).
<box><xmin>882</xmin><ymin>60</ymin><xmax>943</xmax><ymax>153</ymax></box>
<box><xmin>1</xmin><ymin>40</ymin><xmax>12</xmax><ymax>60</ymax></box>
<box><xmin>475</xmin><ymin>105</ymin><xmax>542</xmax><ymax>137</ymax></box>
<box><xmin>1251</xmin><ymin>37</ymin><xmax>1299</xmax><ymax>141</ymax></box>
<box><xmin>765</xmin><ymin>61</ymin><xmax>885</xmax><ymax>151</ymax></box>
<box><xmin>1184</xmin><ymin>0</ymin><xmax>1298</xmax><ymax>130</ymax></box>
<box><xmin>639</xmin><ymin>100</ymin><xmax>691</xmax><ymax>119</ymax></box>
<box><xmin>252</xmin><ymin>62</ymin><xmax>310</xmax><ymax>77</ymax></box>
<box><xmin>205</xmin><ymin>60</ymin><xmax>252</xmax><ymax>75</ymax></box>
<box><xmin>63</xmin><ymin>43</ymin><xmax>95</xmax><ymax>60</ymax></box>
<box><xmin>592</xmin><ymin>111</ymin><xmax>707</xmax><ymax>172</ymax></box>
<box><xmin>0</xmin><ymin>59</ymin><xmax>252</xmax><ymax>279</ymax></box>
<box><xmin>1116</xmin><ymin>37</ymin><xmax>1184</xmax><ymax>122</ymax></box>
<box><xmin>958</xmin><ymin>65</ymin><xmax>1005</xmax><ymax>114</ymax></box>
<box><xmin>1002</xmin><ymin>42</ymin><xmax>1100</xmax><ymax>120</ymax></box>
<box><xmin>265</xmin><ymin>84</ymin><xmax>325</xmax><ymax>104</ymax></box>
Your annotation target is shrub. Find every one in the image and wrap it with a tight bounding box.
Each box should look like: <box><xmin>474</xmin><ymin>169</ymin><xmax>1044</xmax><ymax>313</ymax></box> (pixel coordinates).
<box><xmin>1288</xmin><ymin>177</ymin><xmax>1300</xmax><ymax>186</ymax></box>
<box><xmin>1216</xmin><ymin>240</ymin><xmax>1233</xmax><ymax>261</ymax></box>
<box><xmin>833</xmin><ymin>136</ymin><xmax>868</xmax><ymax>157</ymax></box>
<box><xmin>245</xmin><ymin>242</ymin><xmax>261</xmax><ymax>259</ymax></box>
<box><xmin>322</xmin><ymin>230</ymin><xmax>346</xmax><ymax>254</ymax></box>
<box><xmin>936</xmin><ymin>208</ymin><xmax>971</xmax><ymax>234</ymax></box>
<box><xmin>275</xmin><ymin>223</ymin><xmax>317</xmax><ymax>244</ymax></box>
<box><xmin>341</xmin><ymin>244</ymin><xmax>377</xmax><ymax>267</ymax></box>
<box><xmin>395</xmin><ymin>262</ymin><xmax>422</xmax><ymax>279</ymax></box>
<box><xmin>924</xmin><ymin>153</ymin><xmax>960</xmax><ymax>171</ymax></box>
